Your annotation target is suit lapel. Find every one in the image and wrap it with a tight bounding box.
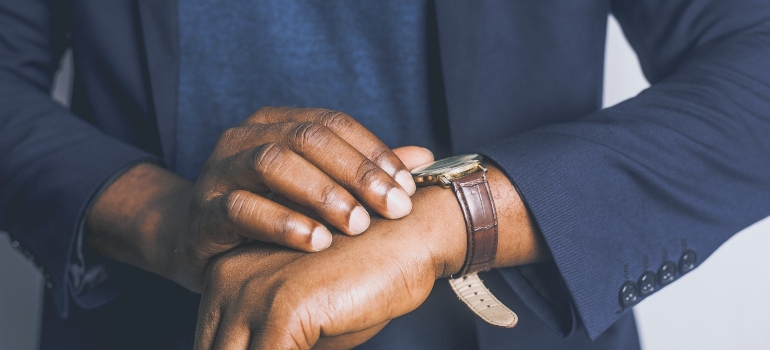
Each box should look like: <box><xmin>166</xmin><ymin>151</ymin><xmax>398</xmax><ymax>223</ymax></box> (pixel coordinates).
<box><xmin>136</xmin><ymin>0</ymin><xmax>180</xmax><ymax>167</ymax></box>
<box><xmin>434</xmin><ymin>1</ymin><xmax>482</xmax><ymax>153</ymax></box>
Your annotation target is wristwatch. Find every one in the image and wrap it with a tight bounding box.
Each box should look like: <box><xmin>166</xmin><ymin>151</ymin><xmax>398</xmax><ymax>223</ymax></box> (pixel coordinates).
<box><xmin>411</xmin><ymin>154</ymin><xmax>518</xmax><ymax>328</ymax></box>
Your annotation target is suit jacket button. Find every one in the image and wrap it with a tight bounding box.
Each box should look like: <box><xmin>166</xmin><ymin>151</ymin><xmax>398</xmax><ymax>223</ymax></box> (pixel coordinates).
<box><xmin>658</xmin><ymin>261</ymin><xmax>677</xmax><ymax>286</ymax></box>
<box><xmin>637</xmin><ymin>271</ymin><xmax>657</xmax><ymax>297</ymax></box>
<box><xmin>619</xmin><ymin>281</ymin><xmax>639</xmax><ymax>308</ymax></box>
<box><xmin>679</xmin><ymin>250</ymin><xmax>697</xmax><ymax>275</ymax></box>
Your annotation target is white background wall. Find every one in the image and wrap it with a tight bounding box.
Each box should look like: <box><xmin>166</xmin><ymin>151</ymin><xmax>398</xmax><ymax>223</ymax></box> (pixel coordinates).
<box><xmin>1</xmin><ymin>15</ymin><xmax>769</xmax><ymax>350</ymax></box>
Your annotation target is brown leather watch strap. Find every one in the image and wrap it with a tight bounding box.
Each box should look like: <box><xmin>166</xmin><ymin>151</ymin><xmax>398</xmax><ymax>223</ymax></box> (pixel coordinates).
<box><xmin>450</xmin><ymin>170</ymin><xmax>498</xmax><ymax>277</ymax></box>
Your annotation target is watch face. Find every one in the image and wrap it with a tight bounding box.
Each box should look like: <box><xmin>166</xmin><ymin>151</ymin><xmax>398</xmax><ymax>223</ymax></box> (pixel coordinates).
<box><xmin>410</xmin><ymin>154</ymin><xmax>483</xmax><ymax>177</ymax></box>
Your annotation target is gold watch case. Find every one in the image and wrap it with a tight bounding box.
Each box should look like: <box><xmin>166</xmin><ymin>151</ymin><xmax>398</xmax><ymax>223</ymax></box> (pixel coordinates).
<box><xmin>411</xmin><ymin>154</ymin><xmax>487</xmax><ymax>188</ymax></box>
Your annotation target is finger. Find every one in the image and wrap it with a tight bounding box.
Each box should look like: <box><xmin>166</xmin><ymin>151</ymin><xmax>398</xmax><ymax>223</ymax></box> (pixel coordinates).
<box><xmin>193</xmin><ymin>302</ymin><xmax>221</xmax><ymax>350</ymax></box>
<box><xmin>261</xmin><ymin>122</ymin><xmax>412</xmax><ymax>219</ymax></box>
<box><xmin>249</xmin><ymin>323</ymin><xmax>313</xmax><ymax>350</ymax></box>
<box><xmin>220</xmin><ymin>190</ymin><xmax>332</xmax><ymax>252</ymax></box>
<box><xmin>250</xmin><ymin>107</ymin><xmax>416</xmax><ymax>195</ymax></box>
<box><xmin>313</xmin><ymin>321</ymin><xmax>390</xmax><ymax>350</ymax></box>
<box><xmin>211</xmin><ymin>313</ymin><xmax>251</xmax><ymax>350</ymax></box>
<box><xmin>392</xmin><ymin>146</ymin><xmax>434</xmax><ymax>171</ymax></box>
<box><xmin>233</xmin><ymin>143</ymin><xmax>370</xmax><ymax>235</ymax></box>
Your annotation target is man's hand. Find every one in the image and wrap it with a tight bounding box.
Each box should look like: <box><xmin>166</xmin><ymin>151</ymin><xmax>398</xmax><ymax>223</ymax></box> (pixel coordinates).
<box><xmin>193</xmin><ymin>163</ymin><xmax>549</xmax><ymax>349</ymax></box>
<box><xmin>194</xmin><ymin>187</ymin><xmax>454</xmax><ymax>350</ymax></box>
<box><xmin>85</xmin><ymin>106</ymin><xmax>432</xmax><ymax>292</ymax></box>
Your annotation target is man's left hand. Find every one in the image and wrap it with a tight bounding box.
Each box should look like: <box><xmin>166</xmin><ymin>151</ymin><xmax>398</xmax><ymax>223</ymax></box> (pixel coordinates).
<box><xmin>193</xmin><ymin>184</ymin><xmax>463</xmax><ymax>350</ymax></box>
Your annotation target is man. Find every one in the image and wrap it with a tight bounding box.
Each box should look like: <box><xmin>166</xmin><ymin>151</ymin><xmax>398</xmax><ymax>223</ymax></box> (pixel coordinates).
<box><xmin>2</xmin><ymin>0</ymin><xmax>769</xmax><ymax>349</ymax></box>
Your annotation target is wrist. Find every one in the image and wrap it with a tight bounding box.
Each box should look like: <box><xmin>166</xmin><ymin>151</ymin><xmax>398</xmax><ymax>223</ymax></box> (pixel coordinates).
<box><xmin>410</xmin><ymin>161</ymin><xmax>549</xmax><ymax>280</ymax></box>
<box><xmin>85</xmin><ymin>163</ymin><xmax>194</xmax><ymax>282</ymax></box>
<box><xmin>147</xmin><ymin>183</ymin><xmax>196</xmax><ymax>286</ymax></box>
<box><xmin>407</xmin><ymin>185</ymin><xmax>467</xmax><ymax>279</ymax></box>
<box><xmin>408</xmin><ymin>158</ymin><xmax>525</xmax><ymax>329</ymax></box>
<box><xmin>484</xmin><ymin>163</ymin><xmax>550</xmax><ymax>267</ymax></box>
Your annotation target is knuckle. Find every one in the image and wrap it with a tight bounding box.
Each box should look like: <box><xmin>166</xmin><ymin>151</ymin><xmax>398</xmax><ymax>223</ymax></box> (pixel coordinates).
<box><xmin>208</xmin><ymin>257</ymin><xmax>236</xmax><ymax>285</ymax></box>
<box><xmin>252</xmin><ymin>105</ymin><xmax>279</xmax><ymax>121</ymax></box>
<box><xmin>315</xmin><ymin>183</ymin><xmax>342</xmax><ymax>211</ymax></box>
<box><xmin>353</xmin><ymin>160</ymin><xmax>384</xmax><ymax>189</ymax></box>
<box><xmin>369</xmin><ymin>146</ymin><xmax>395</xmax><ymax>169</ymax></box>
<box><xmin>270</xmin><ymin>295</ymin><xmax>316</xmax><ymax>350</ymax></box>
<box><xmin>255</xmin><ymin>105</ymin><xmax>276</xmax><ymax>115</ymax></box>
<box><xmin>251</xmin><ymin>142</ymin><xmax>285</xmax><ymax>176</ymax></box>
<box><xmin>272</xmin><ymin>210</ymin><xmax>295</xmax><ymax>242</ymax></box>
<box><xmin>200</xmin><ymin>302</ymin><xmax>222</xmax><ymax>323</ymax></box>
<box><xmin>251</xmin><ymin>106</ymin><xmax>301</xmax><ymax>125</ymax></box>
<box><xmin>223</xmin><ymin>190</ymin><xmax>250</xmax><ymax>223</ymax></box>
<box><xmin>220</xmin><ymin>127</ymin><xmax>241</xmax><ymax>141</ymax></box>
<box><xmin>289</xmin><ymin>121</ymin><xmax>329</xmax><ymax>153</ymax></box>
<box><xmin>261</xmin><ymin>320</ymin><xmax>310</xmax><ymax>350</ymax></box>
<box><xmin>316</xmin><ymin>109</ymin><xmax>354</xmax><ymax>133</ymax></box>
<box><xmin>213</xmin><ymin>126</ymin><xmax>261</xmax><ymax>157</ymax></box>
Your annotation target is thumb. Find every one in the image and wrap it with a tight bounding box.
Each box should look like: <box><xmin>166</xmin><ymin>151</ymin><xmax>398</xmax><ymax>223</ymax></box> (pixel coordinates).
<box><xmin>392</xmin><ymin>146</ymin><xmax>434</xmax><ymax>171</ymax></box>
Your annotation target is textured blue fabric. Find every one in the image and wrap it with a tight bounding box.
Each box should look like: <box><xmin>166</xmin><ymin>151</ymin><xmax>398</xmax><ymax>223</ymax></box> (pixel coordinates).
<box><xmin>176</xmin><ymin>0</ymin><xmax>448</xmax><ymax>180</ymax></box>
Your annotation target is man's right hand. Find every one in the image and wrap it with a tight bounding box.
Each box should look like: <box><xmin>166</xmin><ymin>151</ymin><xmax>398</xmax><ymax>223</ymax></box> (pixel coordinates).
<box><xmin>85</xmin><ymin>106</ymin><xmax>433</xmax><ymax>292</ymax></box>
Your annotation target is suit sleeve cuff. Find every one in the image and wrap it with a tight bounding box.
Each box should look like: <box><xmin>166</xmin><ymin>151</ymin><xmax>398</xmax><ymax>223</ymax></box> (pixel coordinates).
<box><xmin>478</xmin><ymin>129</ymin><xmax>634</xmax><ymax>340</ymax></box>
<box><xmin>8</xmin><ymin>134</ymin><xmax>158</xmax><ymax>319</ymax></box>
<box><xmin>67</xmin><ymin>158</ymin><xmax>158</xmax><ymax>311</ymax></box>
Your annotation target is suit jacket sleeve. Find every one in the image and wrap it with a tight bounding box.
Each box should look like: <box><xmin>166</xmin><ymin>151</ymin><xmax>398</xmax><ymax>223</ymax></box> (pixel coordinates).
<box><xmin>478</xmin><ymin>0</ymin><xmax>770</xmax><ymax>339</ymax></box>
<box><xmin>0</xmin><ymin>0</ymin><xmax>157</xmax><ymax>318</ymax></box>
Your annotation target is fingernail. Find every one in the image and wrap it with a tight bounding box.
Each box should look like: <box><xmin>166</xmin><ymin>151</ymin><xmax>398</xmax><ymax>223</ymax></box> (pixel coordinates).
<box><xmin>395</xmin><ymin>170</ymin><xmax>416</xmax><ymax>196</ymax></box>
<box><xmin>348</xmin><ymin>206</ymin><xmax>370</xmax><ymax>235</ymax></box>
<box><xmin>311</xmin><ymin>226</ymin><xmax>332</xmax><ymax>251</ymax></box>
<box><xmin>386</xmin><ymin>187</ymin><xmax>412</xmax><ymax>219</ymax></box>
<box><xmin>421</xmin><ymin>147</ymin><xmax>434</xmax><ymax>159</ymax></box>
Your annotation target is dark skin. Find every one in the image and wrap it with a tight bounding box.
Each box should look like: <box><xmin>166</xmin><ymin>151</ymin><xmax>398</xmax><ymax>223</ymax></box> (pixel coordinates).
<box><xmin>87</xmin><ymin>107</ymin><xmax>419</xmax><ymax>292</ymax></box>
<box><xmin>194</xmin><ymin>162</ymin><xmax>548</xmax><ymax>349</ymax></box>
<box><xmin>86</xmin><ymin>107</ymin><xmax>547</xmax><ymax>349</ymax></box>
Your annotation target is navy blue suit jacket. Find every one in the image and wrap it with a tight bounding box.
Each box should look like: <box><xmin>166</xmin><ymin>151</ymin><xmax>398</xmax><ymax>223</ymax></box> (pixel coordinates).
<box><xmin>2</xmin><ymin>1</ymin><xmax>770</xmax><ymax>349</ymax></box>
